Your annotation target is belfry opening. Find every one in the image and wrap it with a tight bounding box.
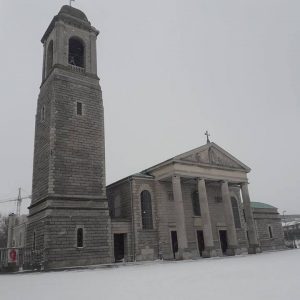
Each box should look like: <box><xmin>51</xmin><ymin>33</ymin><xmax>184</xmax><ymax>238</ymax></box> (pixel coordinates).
<box><xmin>68</xmin><ymin>37</ymin><xmax>85</xmax><ymax>68</ymax></box>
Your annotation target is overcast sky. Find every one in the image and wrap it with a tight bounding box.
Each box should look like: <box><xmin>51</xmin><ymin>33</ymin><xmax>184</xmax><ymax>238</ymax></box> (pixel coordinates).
<box><xmin>0</xmin><ymin>0</ymin><xmax>299</xmax><ymax>215</ymax></box>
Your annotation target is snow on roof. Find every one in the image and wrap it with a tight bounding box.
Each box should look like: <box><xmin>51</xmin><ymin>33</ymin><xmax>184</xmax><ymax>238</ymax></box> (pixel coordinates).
<box><xmin>250</xmin><ymin>202</ymin><xmax>277</xmax><ymax>209</ymax></box>
<box><xmin>282</xmin><ymin>221</ymin><xmax>300</xmax><ymax>227</ymax></box>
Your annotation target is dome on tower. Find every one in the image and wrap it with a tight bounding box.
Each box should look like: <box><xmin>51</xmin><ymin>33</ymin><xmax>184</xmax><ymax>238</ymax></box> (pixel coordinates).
<box><xmin>41</xmin><ymin>5</ymin><xmax>99</xmax><ymax>43</ymax></box>
<box><xmin>58</xmin><ymin>5</ymin><xmax>89</xmax><ymax>22</ymax></box>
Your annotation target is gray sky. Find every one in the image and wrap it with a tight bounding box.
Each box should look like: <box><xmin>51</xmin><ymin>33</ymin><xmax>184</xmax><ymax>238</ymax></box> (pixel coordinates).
<box><xmin>0</xmin><ymin>0</ymin><xmax>299</xmax><ymax>215</ymax></box>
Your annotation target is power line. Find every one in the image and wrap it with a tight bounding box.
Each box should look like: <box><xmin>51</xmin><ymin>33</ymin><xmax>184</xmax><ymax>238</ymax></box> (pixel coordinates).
<box><xmin>0</xmin><ymin>195</ymin><xmax>31</xmax><ymax>204</ymax></box>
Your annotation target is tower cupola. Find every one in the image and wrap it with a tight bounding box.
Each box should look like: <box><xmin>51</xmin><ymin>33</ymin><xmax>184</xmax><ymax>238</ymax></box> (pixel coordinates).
<box><xmin>41</xmin><ymin>5</ymin><xmax>99</xmax><ymax>81</ymax></box>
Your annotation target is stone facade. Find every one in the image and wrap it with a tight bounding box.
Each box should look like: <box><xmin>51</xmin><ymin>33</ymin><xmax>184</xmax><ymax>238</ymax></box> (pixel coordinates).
<box><xmin>252</xmin><ymin>202</ymin><xmax>285</xmax><ymax>251</ymax></box>
<box><xmin>107</xmin><ymin>143</ymin><xmax>286</xmax><ymax>262</ymax></box>
<box><xmin>26</xmin><ymin>5</ymin><xmax>111</xmax><ymax>269</ymax></box>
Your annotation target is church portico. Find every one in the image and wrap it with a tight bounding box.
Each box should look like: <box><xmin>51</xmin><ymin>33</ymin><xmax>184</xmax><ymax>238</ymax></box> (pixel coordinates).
<box><xmin>156</xmin><ymin>174</ymin><xmax>246</xmax><ymax>257</ymax></box>
<box><xmin>101</xmin><ymin>140</ymin><xmax>264</xmax><ymax>263</ymax></box>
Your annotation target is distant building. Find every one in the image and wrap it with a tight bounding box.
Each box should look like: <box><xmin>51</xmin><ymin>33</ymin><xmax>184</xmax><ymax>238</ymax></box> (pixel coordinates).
<box><xmin>7</xmin><ymin>214</ymin><xmax>27</xmax><ymax>248</ymax></box>
<box><xmin>281</xmin><ymin>215</ymin><xmax>300</xmax><ymax>248</ymax></box>
<box><xmin>251</xmin><ymin>202</ymin><xmax>285</xmax><ymax>251</ymax></box>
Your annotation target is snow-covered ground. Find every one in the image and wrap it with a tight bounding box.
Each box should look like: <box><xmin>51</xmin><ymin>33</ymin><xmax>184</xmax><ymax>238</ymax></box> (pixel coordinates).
<box><xmin>1</xmin><ymin>249</ymin><xmax>299</xmax><ymax>300</ymax></box>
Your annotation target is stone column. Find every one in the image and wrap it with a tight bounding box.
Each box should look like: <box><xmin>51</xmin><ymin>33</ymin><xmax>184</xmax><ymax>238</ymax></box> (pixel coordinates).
<box><xmin>221</xmin><ymin>181</ymin><xmax>238</xmax><ymax>255</ymax></box>
<box><xmin>197</xmin><ymin>179</ymin><xmax>216</xmax><ymax>258</ymax></box>
<box><xmin>172</xmin><ymin>175</ymin><xmax>188</xmax><ymax>259</ymax></box>
<box><xmin>89</xmin><ymin>32</ymin><xmax>98</xmax><ymax>75</ymax></box>
<box><xmin>55</xmin><ymin>20</ymin><xmax>65</xmax><ymax>66</ymax></box>
<box><xmin>241</xmin><ymin>183</ymin><xmax>261</xmax><ymax>254</ymax></box>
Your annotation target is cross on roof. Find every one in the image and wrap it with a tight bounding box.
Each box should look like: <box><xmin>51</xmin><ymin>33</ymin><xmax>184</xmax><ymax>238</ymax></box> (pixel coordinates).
<box><xmin>69</xmin><ymin>0</ymin><xmax>75</xmax><ymax>7</ymax></box>
<box><xmin>205</xmin><ymin>130</ymin><xmax>211</xmax><ymax>144</ymax></box>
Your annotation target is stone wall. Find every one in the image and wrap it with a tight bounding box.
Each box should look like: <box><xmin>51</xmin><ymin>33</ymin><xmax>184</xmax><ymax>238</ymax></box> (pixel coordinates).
<box><xmin>107</xmin><ymin>179</ymin><xmax>132</xmax><ymax>219</ymax></box>
<box><xmin>108</xmin><ymin>177</ymin><xmax>250</xmax><ymax>261</ymax></box>
<box><xmin>253</xmin><ymin>208</ymin><xmax>285</xmax><ymax>251</ymax></box>
<box><xmin>51</xmin><ymin>74</ymin><xmax>106</xmax><ymax>197</ymax></box>
<box><xmin>31</xmin><ymin>80</ymin><xmax>52</xmax><ymax>203</ymax></box>
<box><xmin>131</xmin><ymin>178</ymin><xmax>159</xmax><ymax>261</ymax></box>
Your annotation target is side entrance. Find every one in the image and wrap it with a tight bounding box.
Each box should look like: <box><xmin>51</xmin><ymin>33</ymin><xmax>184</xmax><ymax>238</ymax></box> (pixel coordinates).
<box><xmin>196</xmin><ymin>230</ymin><xmax>205</xmax><ymax>257</ymax></box>
<box><xmin>171</xmin><ymin>231</ymin><xmax>178</xmax><ymax>259</ymax></box>
<box><xmin>219</xmin><ymin>230</ymin><xmax>228</xmax><ymax>254</ymax></box>
<box><xmin>114</xmin><ymin>234</ymin><xmax>126</xmax><ymax>262</ymax></box>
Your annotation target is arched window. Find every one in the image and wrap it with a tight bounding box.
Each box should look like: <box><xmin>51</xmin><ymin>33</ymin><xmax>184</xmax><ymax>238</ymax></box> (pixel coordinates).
<box><xmin>46</xmin><ymin>40</ymin><xmax>53</xmax><ymax>75</ymax></box>
<box><xmin>77</xmin><ymin>227</ymin><xmax>84</xmax><ymax>248</ymax></box>
<box><xmin>192</xmin><ymin>191</ymin><xmax>201</xmax><ymax>216</ymax></box>
<box><xmin>231</xmin><ymin>197</ymin><xmax>241</xmax><ymax>228</ymax></box>
<box><xmin>141</xmin><ymin>190</ymin><xmax>153</xmax><ymax>229</ymax></box>
<box><xmin>68</xmin><ymin>37</ymin><xmax>85</xmax><ymax>68</ymax></box>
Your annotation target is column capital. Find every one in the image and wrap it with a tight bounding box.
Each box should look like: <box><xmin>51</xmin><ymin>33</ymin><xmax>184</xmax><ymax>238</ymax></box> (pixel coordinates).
<box><xmin>197</xmin><ymin>177</ymin><xmax>206</xmax><ymax>182</ymax></box>
<box><xmin>220</xmin><ymin>180</ymin><xmax>228</xmax><ymax>185</ymax></box>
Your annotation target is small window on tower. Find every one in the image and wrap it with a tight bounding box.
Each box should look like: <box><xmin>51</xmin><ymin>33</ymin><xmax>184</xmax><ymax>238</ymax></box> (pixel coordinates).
<box><xmin>46</xmin><ymin>40</ymin><xmax>53</xmax><ymax>76</ymax></box>
<box><xmin>41</xmin><ymin>105</ymin><xmax>45</xmax><ymax>122</ymax></box>
<box><xmin>76</xmin><ymin>102</ymin><xmax>83</xmax><ymax>116</ymax></box>
<box><xmin>77</xmin><ymin>227</ymin><xmax>84</xmax><ymax>248</ymax></box>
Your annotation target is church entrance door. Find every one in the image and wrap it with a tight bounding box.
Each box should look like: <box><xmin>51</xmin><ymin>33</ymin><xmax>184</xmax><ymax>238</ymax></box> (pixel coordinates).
<box><xmin>171</xmin><ymin>231</ymin><xmax>178</xmax><ymax>259</ymax></box>
<box><xmin>114</xmin><ymin>234</ymin><xmax>125</xmax><ymax>262</ymax></box>
<box><xmin>219</xmin><ymin>230</ymin><xmax>228</xmax><ymax>254</ymax></box>
<box><xmin>197</xmin><ymin>230</ymin><xmax>205</xmax><ymax>257</ymax></box>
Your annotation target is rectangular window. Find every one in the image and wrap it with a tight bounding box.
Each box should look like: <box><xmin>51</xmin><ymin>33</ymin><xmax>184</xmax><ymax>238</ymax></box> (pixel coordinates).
<box><xmin>268</xmin><ymin>226</ymin><xmax>273</xmax><ymax>239</ymax></box>
<box><xmin>76</xmin><ymin>102</ymin><xmax>83</xmax><ymax>116</ymax></box>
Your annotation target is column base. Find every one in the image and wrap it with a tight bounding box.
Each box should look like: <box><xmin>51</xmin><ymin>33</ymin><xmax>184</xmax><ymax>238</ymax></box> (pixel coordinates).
<box><xmin>202</xmin><ymin>247</ymin><xmax>217</xmax><ymax>258</ymax></box>
<box><xmin>248</xmin><ymin>244</ymin><xmax>262</xmax><ymax>254</ymax></box>
<box><xmin>226</xmin><ymin>246</ymin><xmax>237</xmax><ymax>256</ymax></box>
<box><xmin>177</xmin><ymin>249</ymin><xmax>192</xmax><ymax>260</ymax></box>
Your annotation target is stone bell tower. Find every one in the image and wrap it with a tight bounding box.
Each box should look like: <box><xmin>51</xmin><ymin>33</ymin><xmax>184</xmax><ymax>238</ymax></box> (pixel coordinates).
<box><xmin>26</xmin><ymin>5</ymin><xmax>112</xmax><ymax>269</ymax></box>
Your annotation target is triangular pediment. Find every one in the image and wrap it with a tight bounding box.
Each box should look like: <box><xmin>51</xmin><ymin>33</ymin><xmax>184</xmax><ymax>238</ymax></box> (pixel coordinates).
<box><xmin>174</xmin><ymin>143</ymin><xmax>250</xmax><ymax>171</ymax></box>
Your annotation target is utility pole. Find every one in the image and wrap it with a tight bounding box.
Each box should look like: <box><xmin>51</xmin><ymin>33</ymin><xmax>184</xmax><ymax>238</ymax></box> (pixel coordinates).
<box><xmin>16</xmin><ymin>188</ymin><xmax>21</xmax><ymax>216</ymax></box>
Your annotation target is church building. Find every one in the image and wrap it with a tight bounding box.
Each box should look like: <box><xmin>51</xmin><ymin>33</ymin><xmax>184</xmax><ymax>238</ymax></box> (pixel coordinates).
<box><xmin>107</xmin><ymin>142</ymin><xmax>284</xmax><ymax>262</ymax></box>
<box><xmin>19</xmin><ymin>5</ymin><xmax>284</xmax><ymax>270</ymax></box>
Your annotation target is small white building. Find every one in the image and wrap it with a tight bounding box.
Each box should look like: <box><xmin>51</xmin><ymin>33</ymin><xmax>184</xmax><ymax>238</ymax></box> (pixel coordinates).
<box><xmin>7</xmin><ymin>214</ymin><xmax>27</xmax><ymax>248</ymax></box>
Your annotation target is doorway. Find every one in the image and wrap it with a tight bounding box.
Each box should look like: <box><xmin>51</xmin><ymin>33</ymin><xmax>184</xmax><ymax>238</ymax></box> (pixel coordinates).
<box><xmin>197</xmin><ymin>230</ymin><xmax>205</xmax><ymax>257</ymax></box>
<box><xmin>219</xmin><ymin>230</ymin><xmax>228</xmax><ymax>254</ymax></box>
<box><xmin>171</xmin><ymin>231</ymin><xmax>178</xmax><ymax>259</ymax></box>
<box><xmin>114</xmin><ymin>234</ymin><xmax>125</xmax><ymax>262</ymax></box>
